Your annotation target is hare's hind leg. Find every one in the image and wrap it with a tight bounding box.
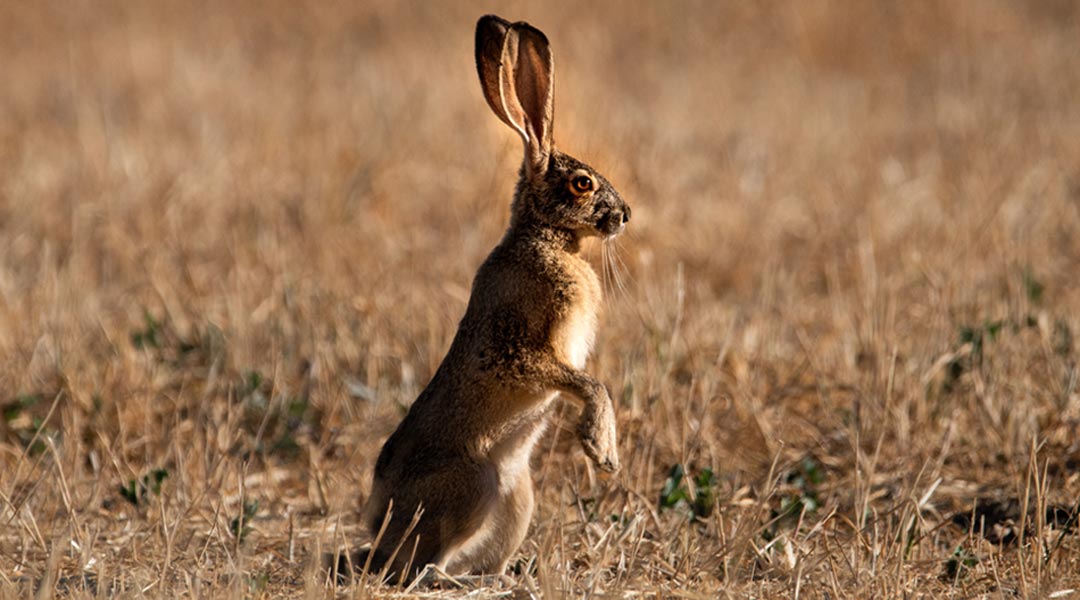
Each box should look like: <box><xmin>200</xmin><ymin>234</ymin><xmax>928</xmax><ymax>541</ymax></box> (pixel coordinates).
<box><xmin>408</xmin><ymin>460</ymin><xmax>500</xmax><ymax>577</ymax></box>
<box><xmin>444</xmin><ymin>469</ymin><xmax>534</xmax><ymax>576</ymax></box>
<box><xmin>481</xmin><ymin>471</ymin><xmax>535</xmax><ymax>574</ymax></box>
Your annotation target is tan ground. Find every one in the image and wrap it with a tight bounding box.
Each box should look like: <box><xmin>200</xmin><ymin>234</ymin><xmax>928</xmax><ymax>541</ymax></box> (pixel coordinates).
<box><xmin>2</xmin><ymin>1</ymin><xmax>1079</xmax><ymax>597</ymax></box>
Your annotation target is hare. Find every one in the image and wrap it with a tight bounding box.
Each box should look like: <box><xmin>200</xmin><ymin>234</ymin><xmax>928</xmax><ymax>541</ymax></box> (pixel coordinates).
<box><xmin>354</xmin><ymin>14</ymin><xmax>630</xmax><ymax>580</ymax></box>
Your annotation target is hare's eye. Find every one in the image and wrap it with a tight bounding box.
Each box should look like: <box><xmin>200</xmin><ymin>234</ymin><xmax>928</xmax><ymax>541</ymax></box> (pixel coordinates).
<box><xmin>570</xmin><ymin>175</ymin><xmax>594</xmax><ymax>195</ymax></box>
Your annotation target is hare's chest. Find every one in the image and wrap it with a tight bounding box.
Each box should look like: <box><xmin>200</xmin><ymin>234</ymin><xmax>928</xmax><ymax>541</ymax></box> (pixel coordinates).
<box><xmin>552</xmin><ymin>267</ymin><xmax>601</xmax><ymax>370</ymax></box>
<box><xmin>556</xmin><ymin>304</ymin><xmax>596</xmax><ymax>369</ymax></box>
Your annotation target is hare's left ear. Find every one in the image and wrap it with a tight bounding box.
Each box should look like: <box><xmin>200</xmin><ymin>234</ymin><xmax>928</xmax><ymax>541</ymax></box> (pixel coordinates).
<box><xmin>476</xmin><ymin>16</ymin><xmax>554</xmax><ymax>177</ymax></box>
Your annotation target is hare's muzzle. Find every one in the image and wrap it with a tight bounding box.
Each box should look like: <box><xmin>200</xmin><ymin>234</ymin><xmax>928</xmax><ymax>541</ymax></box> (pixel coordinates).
<box><xmin>597</xmin><ymin>205</ymin><xmax>630</xmax><ymax>237</ymax></box>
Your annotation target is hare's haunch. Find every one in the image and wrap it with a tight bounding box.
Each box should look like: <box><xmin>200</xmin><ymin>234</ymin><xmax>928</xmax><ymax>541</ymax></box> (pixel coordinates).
<box><xmin>355</xmin><ymin>14</ymin><xmax>630</xmax><ymax>580</ymax></box>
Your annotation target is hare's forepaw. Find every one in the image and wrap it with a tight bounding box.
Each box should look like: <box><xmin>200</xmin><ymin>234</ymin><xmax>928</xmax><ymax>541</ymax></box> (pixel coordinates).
<box><xmin>578</xmin><ymin>413</ymin><xmax>620</xmax><ymax>473</ymax></box>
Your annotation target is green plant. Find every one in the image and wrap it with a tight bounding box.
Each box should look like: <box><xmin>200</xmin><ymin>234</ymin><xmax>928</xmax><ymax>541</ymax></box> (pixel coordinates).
<box><xmin>130</xmin><ymin>311</ymin><xmax>163</xmax><ymax>350</ymax></box>
<box><xmin>231</xmin><ymin>500</ymin><xmax>259</xmax><ymax>544</ymax></box>
<box><xmin>943</xmin><ymin>545</ymin><xmax>978</xmax><ymax>580</ymax></box>
<box><xmin>658</xmin><ymin>464</ymin><xmax>718</xmax><ymax>520</ymax></box>
<box><xmin>767</xmin><ymin>457</ymin><xmax>825</xmax><ymax>538</ymax></box>
<box><xmin>119</xmin><ymin>469</ymin><xmax>169</xmax><ymax>506</ymax></box>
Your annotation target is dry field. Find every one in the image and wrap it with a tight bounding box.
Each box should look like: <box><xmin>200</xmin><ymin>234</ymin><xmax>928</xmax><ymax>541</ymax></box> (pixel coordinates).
<box><xmin>2</xmin><ymin>1</ymin><xmax>1080</xmax><ymax>597</ymax></box>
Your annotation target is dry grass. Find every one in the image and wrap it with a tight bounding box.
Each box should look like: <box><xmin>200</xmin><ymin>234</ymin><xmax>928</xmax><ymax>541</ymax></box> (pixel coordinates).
<box><xmin>2</xmin><ymin>1</ymin><xmax>1080</xmax><ymax>597</ymax></box>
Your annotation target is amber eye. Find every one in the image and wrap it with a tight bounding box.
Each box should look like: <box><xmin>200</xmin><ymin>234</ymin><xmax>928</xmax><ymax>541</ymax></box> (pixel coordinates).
<box><xmin>569</xmin><ymin>174</ymin><xmax>594</xmax><ymax>195</ymax></box>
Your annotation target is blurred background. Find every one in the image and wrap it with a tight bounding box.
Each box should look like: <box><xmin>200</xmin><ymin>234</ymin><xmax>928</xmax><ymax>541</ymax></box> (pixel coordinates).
<box><xmin>2</xmin><ymin>0</ymin><xmax>1079</xmax><ymax>595</ymax></box>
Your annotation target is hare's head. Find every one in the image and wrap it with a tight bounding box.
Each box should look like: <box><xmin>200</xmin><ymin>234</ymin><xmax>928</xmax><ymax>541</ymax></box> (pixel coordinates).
<box><xmin>476</xmin><ymin>15</ymin><xmax>630</xmax><ymax>240</ymax></box>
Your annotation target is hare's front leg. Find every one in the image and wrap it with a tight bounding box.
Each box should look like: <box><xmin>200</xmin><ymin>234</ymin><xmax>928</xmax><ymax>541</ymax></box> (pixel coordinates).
<box><xmin>576</xmin><ymin>384</ymin><xmax>619</xmax><ymax>473</ymax></box>
<box><xmin>547</xmin><ymin>364</ymin><xmax>620</xmax><ymax>472</ymax></box>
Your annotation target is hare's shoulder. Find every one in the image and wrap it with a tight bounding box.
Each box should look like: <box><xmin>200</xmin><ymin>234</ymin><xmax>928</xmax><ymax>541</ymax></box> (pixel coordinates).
<box><xmin>467</xmin><ymin>242</ymin><xmax>600</xmax><ymax>369</ymax></box>
<box><xmin>477</xmin><ymin>241</ymin><xmax>599</xmax><ymax>309</ymax></box>
<box><xmin>504</xmin><ymin>244</ymin><xmax>601</xmax><ymax>369</ymax></box>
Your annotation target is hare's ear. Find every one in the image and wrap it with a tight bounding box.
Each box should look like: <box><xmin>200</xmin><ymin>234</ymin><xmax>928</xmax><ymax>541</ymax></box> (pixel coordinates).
<box><xmin>475</xmin><ymin>16</ymin><xmax>554</xmax><ymax>176</ymax></box>
<box><xmin>475</xmin><ymin>16</ymin><xmax>523</xmax><ymax>136</ymax></box>
<box><xmin>505</xmin><ymin>22</ymin><xmax>554</xmax><ymax>175</ymax></box>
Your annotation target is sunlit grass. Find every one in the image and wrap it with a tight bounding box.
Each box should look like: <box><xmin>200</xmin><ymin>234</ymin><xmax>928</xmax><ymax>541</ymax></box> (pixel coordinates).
<box><xmin>1</xmin><ymin>1</ymin><xmax>1079</xmax><ymax>597</ymax></box>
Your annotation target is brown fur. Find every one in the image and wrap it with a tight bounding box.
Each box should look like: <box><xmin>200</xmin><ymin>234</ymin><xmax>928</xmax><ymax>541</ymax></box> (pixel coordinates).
<box><xmin>355</xmin><ymin>14</ymin><xmax>630</xmax><ymax>581</ymax></box>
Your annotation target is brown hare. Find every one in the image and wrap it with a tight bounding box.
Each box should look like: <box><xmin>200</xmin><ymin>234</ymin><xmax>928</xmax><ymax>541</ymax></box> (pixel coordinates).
<box><xmin>354</xmin><ymin>14</ymin><xmax>630</xmax><ymax>580</ymax></box>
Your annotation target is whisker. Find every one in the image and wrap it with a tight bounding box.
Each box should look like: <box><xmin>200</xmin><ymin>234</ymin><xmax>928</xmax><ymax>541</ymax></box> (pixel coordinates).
<box><xmin>604</xmin><ymin>241</ymin><xmax>622</xmax><ymax>304</ymax></box>
<box><xmin>604</xmin><ymin>238</ymin><xmax>632</xmax><ymax>306</ymax></box>
<box><xmin>605</xmin><ymin>242</ymin><xmax>622</xmax><ymax>301</ymax></box>
<box><xmin>606</xmin><ymin>243</ymin><xmax>621</xmax><ymax>305</ymax></box>
<box><xmin>613</xmin><ymin>251</ymin><xmax>631</xmax><ymax>303</ymax></box>
<box><xmin>611</xmin><ymin>237</ymin><xmax>648</xmax><ymax>323</ymax></box>
<box><xmin>600</xmin><ymin>241</ymin><xmax>612</xmax><ymax>302</ymax></box>
<box><xmin>611</xmin><ymin>238</ymin><xmax>636</xmax><ymax>287</ymax></box>
<box><xmin>608</xmin><ymin>239</ymin><xmax>627</xmax><ymax>285</ymax></box>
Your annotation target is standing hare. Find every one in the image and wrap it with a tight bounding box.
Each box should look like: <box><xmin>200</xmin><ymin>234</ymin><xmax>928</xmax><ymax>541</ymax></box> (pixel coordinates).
<box><xmin>356</xmin><ymin>14</ymin><xmax>630</xmax><ymax>580</ymax></box>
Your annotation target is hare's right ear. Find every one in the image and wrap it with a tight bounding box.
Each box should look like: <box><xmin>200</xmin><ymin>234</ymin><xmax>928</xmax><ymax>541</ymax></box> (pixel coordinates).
<box><xmin>475</xmin><ymin>15</ymin><xmax>554</xmax><ymax>177</ymax></box>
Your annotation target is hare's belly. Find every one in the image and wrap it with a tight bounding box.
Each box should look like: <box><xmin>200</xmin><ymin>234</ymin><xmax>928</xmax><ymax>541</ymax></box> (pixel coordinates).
<box><xmin>488</xmin><ymin>394</ymin><xmax>553</xmax><ymax>494</ymax></box>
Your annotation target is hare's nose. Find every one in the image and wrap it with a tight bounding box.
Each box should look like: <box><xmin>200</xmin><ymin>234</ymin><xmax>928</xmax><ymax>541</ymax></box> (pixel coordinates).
<box><xmin>622</xmin><ymin>206</ymin><xmax>631</xmax><ymax>223</ymax></box>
